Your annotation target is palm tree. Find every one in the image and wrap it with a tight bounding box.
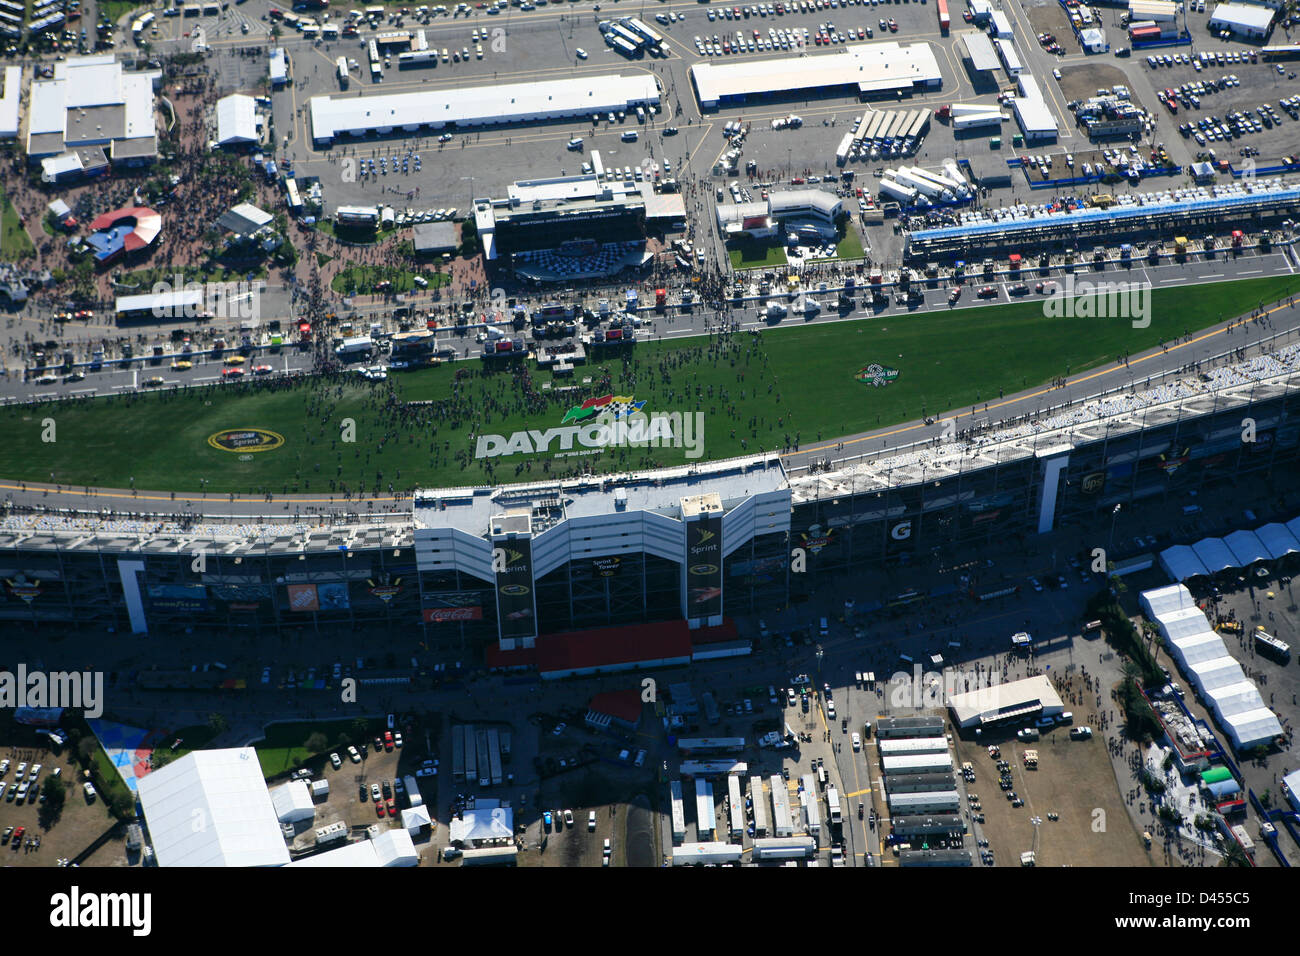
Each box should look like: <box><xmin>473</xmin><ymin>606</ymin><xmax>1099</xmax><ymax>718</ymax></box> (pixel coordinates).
<box><xmin>1219</xmin><ymin>841</ymin><xmax>1251</xmax><ymax>868</ymax></box>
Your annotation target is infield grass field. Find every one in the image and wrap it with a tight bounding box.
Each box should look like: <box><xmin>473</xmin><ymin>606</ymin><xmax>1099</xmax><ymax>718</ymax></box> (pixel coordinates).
<box><xmin>1</xmin><ymin>274</ymin><xmax>1297</xmax><ymax>494</ymax></box>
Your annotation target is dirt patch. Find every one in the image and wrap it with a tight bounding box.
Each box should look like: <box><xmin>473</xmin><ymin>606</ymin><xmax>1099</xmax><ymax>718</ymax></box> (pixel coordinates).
<box><xmin>1059</xmin><ymin>63</ymin><xmax>1150</xmax><ymax>114</ymax></box>
<box><xmin>1024</xmin><ymin>2</ymin><xmax>1080</xmax><ymax>55</ymax></box>
<box><xmin>954</xmin><ymin>726</ymin><xmax>1158</xmax><ymax>867</ymax></box>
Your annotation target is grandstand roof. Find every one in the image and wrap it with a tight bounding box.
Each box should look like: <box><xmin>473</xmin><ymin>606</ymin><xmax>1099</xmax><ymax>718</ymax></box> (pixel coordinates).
<box><xmin>909</xmin><ymin>183</ymin><xmax>1300</xmax><ymax>244</ymax></box>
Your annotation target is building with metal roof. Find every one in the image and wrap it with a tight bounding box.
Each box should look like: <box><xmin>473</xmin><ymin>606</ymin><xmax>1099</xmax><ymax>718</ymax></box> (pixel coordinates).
<box><xmin>0</xmin><ymin>66</ymin><xmax>20</xmax><ymax>139</ymax></box>
<box><xmin>24</xmin><ymin>55</ymin><xmax>160</xmax><ymax>165</ymax></box>
<box><xmin>217</xmin><ymin>202</ymin><xmax>274</xmax><ymax>239</ymax></box>
<box><xmin>947</xmin><ymin>674</ymin><xmax>1064</xmax><ymax>729</ymax></box>
<box><xmin>1208</xmin><ymin>2</ymin><xmax>1275</xmax><ymax>38</ymax></box>
<box><xmin>961</xmin><ymin>32</ymin><xmax>1002</xmax><ymax>74</ymax></box>
<box><xmin>309</xmin><ymin>74</ymin><xmax>659</xmax><ymax>143</ymax></box>
<box><xmin>690</xmin><ymin>41</ymin><xmax>942</xmax><ymax>110</ymax></box>
<box><xmin>137</xmin><ymin>747</ymin><xmax>291</xmax><ymax>868</ymax></box>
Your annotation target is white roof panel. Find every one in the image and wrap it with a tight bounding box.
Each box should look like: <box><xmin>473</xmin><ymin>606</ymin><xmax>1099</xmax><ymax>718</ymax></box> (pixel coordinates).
<box><xmin>1169</xmin><ymin>631</ymin><xmax>1231</xmax><ymax>667</ymax></box>
<box><xmin>216</xmin><ymin>93</ymin><xmax>258</xmax><ymax>145</ymax></box>
<box><xmin>1223</xmin><ymin>529</ymin><xmax>1269</xmax><ymax>567</ymax></box>
<box><xmin>269</xmin><ymin>780</ymin><xmax>315</xmax><ymax>822</ymax></box>
<box><xmin>1159</xmin><ymin>545</ymin><xmax>1211</xmax><ymax>581</ymax></box>
<box><xmin>1255</xmin><ymin>522</ymin><xmax>1300</xmax><ymax>560</ymax></box>
<box><xmin>137</xmin><ymin>747</ymin><xmax>290</xmax><ymax>868</ymax></box>
<box><xmin>1192</xmin><ymin>537</ymin><xmax>1237</xmax><ymax>573</ymax></box>
<box><xmin>1205</xmin><ymin>679</ymin><xmax>1266</xmax><ymax>719</ymax></box>
<box><xmin>1141</xmin><ymin>583</ymin><xmax>1197</xmax><ymax>618</ymax></box>
<box><xmin>310</xmin><ymin>74</ymin><xmax>659</xmax><ymax>140</ymax></box>
<box><xmin>1156</xmin><ymin>605</ymin><xmax>1215</xmax><ymax>640</ymax></box>
<box><xmin>1220</xmin><ymin>707</ymin><xmax>1283</xmax><ymax>750</ymax></box>
<box><xmin>691</xmin><ymin>42</ymin><xmax>941</xmax><ymax>105</ymax></box>
<box><xmin>1187</xmin><ymin>656</ymin><xmax>1246</xmax><ymax>692</ymax></box>
<box><xmin>1209</xmin><ymin>3</ymin><xmax>1276</xmax><ymax>31</ymax></box>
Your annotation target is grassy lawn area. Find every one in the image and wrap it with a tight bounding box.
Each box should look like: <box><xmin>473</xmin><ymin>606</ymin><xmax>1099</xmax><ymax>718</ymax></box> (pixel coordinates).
<box><xmin>2</xmin><ymin>274</ymin><xmax>1298</xmax><ymax>491</ymax></box>
<box><xmin>728</xmin><ymin>240</ymin><xmax>788</xmax><ymax>270</ymax></box>
<box><xmin>0</xmin><ymin>191</ymin><xmax>33</xmax><ymax>260</ymax></box>
<box><xmin>331</xmin><ymin>264</ymin><xmax>451</xmax><ymax>294</ymax></box>
<box><xmin>99</xmin><ymin>0</ymin><xmax>151</xmax><ymax>23</ymax></box>
<box><xmin>316</xmin><ymin>251</ymin><xmax>334</xmax><ymax>268</ymax></box>
<box><xmin>255</xmin><ymin>718</ymin><xmax>375</xmax><ymax>778</ymax></box>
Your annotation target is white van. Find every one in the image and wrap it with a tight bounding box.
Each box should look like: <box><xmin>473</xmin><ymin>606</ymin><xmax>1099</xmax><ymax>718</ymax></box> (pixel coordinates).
<box><xmin>621</xmin><ymin>130</ymin><xmax>639</xmax><ymax>142</ymax></box>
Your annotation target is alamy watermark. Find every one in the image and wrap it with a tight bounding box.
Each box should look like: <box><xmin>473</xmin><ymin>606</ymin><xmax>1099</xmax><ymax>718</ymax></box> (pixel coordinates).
<box><xmin>1042</xmin><ymin>275</ymin><xmax>1152</xmax><ymax>329</ymax></box>
<box><xmin>0</xmin><ymin>664</ymin><xmax>103</xmax><ymax>719</ymax></box>
<box><xmin>149</xmin><ymin>274</ymin><xmax>265</xmax><ymax>323</ymax></box>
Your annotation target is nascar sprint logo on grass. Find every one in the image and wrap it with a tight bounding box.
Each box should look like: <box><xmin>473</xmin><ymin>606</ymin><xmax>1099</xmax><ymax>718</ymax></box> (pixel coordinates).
<box><xmin>207</xmin><ymin>428</ymin><xmax>286</xmax><ymax>453</ymax></box>
<box><xmin>475</xmin><ymin>394</ymin><xmax>704</xmax><ymax>459</ymax></box>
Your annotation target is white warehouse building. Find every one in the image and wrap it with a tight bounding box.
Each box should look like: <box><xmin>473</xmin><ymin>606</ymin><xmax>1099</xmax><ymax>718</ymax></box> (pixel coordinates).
<box><xmin>309</xmin><ymin>74</ymin><xmax>660</xmax><ymax>143</ymax></box>
<box><xmin>1208</xmin><ymin>3</ymin><xmax>1275</xmax><ymax>38</ymax></box>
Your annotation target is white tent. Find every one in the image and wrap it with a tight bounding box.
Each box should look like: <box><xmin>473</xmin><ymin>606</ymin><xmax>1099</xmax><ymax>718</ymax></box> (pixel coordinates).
<box><xmin>448</xmin><ymin>805</ymin><xmax>514</xmax><ymax>845</ymax></box>
<box><xmin>136</xmin><ymin>747</ymin><xmax>290</xmax><ymax>868</ymax></box>
<box><xmin>270</xmin><ymin>780</ymin><xmax>315</xmax><ymax>824</ymax></box>
<box><xmin>1255</xmin><ymin>522</ymin><xmax>1300</xmax><ymax>560</ymax></box>
<box><xmin>1155</xmin><ymin>605</ymin><xmax>1216</xmax><ymax>643</ymax></box>
<box><xmin>1204</xmin><ymin>680</ymin><xmax>1266</xmax><ymax>720</ymax></box>
<box><xmin>1223</xmin><ymin>530</ymin><xmax>1269</xmax><ymax>567</ymax></box>
<box><xmin>1169</xmin><ymin>631</ymin><xmax>1231</xmax><ymax>668</ymax></box>
<box><xmin>401</xmin><ymin>804</ymin><xmax>432</xmax><ymax>835</ymax></box>
<box><xmin>1220</xmin><ymin>707</ymin><xmax>1283</xmax><ymax>751</ymax></box>
<box><xmin>1140</xmin><ymin>582</ymin><xmax>1197</xmax><ymax>618</ymax></box>
<box><xmin>1187</xmin><ymin>656</ymin><xmax>1246</xmax><ymax>692</ymax></box>
<box><xmin>1192</xmin><ymin>538</ymin><xmax>1238</xmax><ymax>574</ymax></box>
<box><xmin>1159</xmin><ymin>546</ymin><xmax>1210</xmax><ymax>581</ymax></box>
<box><xmin>371</xmin><ymin>828</ymin><xmax>419</xmax><ymax>866</ymax></box>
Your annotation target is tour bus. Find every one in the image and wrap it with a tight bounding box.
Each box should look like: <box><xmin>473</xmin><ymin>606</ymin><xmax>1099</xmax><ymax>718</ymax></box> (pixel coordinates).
<box><xmin>1255</xmin><ymin>630</ymin><xmax>1291</xmax><ymax>663</ymax></box>
<box><xmin>337</xmin><ymin>55</ymin><xmax>349</xmax><ymax>87</ymax></box>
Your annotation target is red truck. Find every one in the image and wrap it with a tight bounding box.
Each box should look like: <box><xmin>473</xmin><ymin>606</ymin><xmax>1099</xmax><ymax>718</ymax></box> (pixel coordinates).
<box><xmin>937</xmin><ymin>0</ymin><xmax>950</xmax><ymax>33</ymax></box>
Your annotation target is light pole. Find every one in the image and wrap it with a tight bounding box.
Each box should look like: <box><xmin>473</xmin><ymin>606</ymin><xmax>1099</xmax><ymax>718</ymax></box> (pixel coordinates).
<box><xmin>1108</xmin><ymin>503</ymin><xmax>1122</xmax><ymax>553</ymax></box>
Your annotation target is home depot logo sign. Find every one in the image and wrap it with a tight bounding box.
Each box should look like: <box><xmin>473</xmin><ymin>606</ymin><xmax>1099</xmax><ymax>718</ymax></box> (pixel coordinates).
<box><xmin>474</xmin><ymin>394</ymin><xmax>705</xmax><ymax>459</ymax></box>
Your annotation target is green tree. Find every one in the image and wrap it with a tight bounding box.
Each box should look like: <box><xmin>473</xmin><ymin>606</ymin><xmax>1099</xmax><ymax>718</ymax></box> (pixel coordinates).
<box><xmin>304</xmin><ymin>732</ymin><xmax>329</xmax><ymax>754</ymax></box>
<box><xmin>110</xmin><ymin>790</ymin><xmax>136</xmax><ymax>821</ymax></box>
<box><xmin>208</xmin><ymin>712</ymin><xmax>229</xmax><ymax>736</ymax></box>
<box><xmin>77</xmin><ymin>737</ymin><xmax>98</xmax><ymax>769</ymax></box>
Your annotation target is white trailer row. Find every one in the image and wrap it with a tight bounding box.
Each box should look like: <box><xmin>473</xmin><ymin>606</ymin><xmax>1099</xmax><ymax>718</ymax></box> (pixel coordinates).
<box><xmin>800</xmin><ymin>774</ymin><xmax>821</xmax><ymax>836</ymax></box>
<box><xmin>750</xmin><ymin>775</ymin><xmax>769</xmax><ymax>837</ymax></box>
<box><xmin>696</xmin><ymin>778</ymin><xmax>717</xmax><ymax>840</ymax></box>
<box><xmin>670</xmin><ymin>779</ymin><xmax>687</xmax><ymax>843</ymax></box>
<box><xmin>727</xmin><ymin>774</ymin><xmax>745</xmax><ymax>839</ymax></box>
<box><xmin>770</xmin><ymin>773</ymin><xmax>794</xmax><ymax>837</ymax></box>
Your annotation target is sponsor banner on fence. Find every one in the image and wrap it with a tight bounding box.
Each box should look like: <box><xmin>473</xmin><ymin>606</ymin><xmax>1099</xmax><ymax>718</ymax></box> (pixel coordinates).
<box><xmin>287</xmin><ymin>583</ymin><xmax>319</xmax><ymax>612</ymax></box>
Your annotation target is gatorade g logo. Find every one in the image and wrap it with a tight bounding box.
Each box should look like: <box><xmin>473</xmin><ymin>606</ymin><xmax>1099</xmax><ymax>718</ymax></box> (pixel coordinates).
<box><xmin>891</xmin><ymin>521</ymin><xmax>912</xmax><ymax>540</ymax></box>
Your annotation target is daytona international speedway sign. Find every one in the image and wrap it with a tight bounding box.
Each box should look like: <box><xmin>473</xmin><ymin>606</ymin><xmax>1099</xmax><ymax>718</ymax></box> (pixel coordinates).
<box><xmin>474</xmin><ymin>394</ymin><xmax>687</xmax><ymax>459</ymax></box>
